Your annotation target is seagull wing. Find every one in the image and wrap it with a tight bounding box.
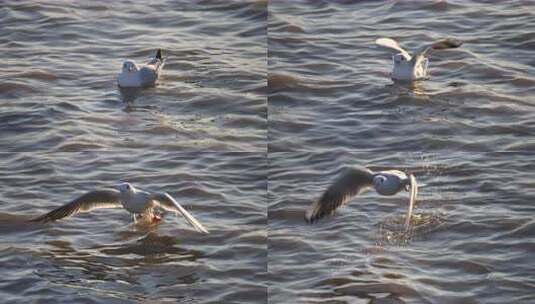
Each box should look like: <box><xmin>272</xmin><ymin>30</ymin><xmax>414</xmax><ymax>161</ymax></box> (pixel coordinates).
<box><xmin>305</xmin><ymin>167</ymin><xmax>375</xmax><ymax>223</ymax></box>
<box><xmin>151</xmin><ymin>193</ymin><xmax>209</xmax><ymax>234</ymax></box>
<box><xmin>139</xmin><ymin>66</ymin><xmax>159</xmax><ymax>86</ymax></box>
<box><xmin>404</xmin><ymin>174</ymin><xmax>419</xmax><ymax>229</ymax></box>
<box><xmin>31</xmin><ymin>190</ymin><xmax>122</xmax><ymax>223</ymax></box>
<box><xmin>139</xmin><ymin>49</ymin><xmax>165</xmax><ymax>86</ymax></box>
<box><xmin>376</xmin><ymin>38</ymin><xmax>411</xmax><ymax>59</ymax></box>
<box><xmin>411</xmin><ymin>38</ymin><xmax>463</xmax><ymax>65</ymax></box>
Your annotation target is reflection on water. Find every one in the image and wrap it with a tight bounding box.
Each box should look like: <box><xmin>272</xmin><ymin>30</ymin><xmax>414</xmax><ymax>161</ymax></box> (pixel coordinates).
<box><xmin>34</xmin><ymin>235</ymin><xmax>202</xmax><ymax>302</ymax></box>
<box><xmin>26</xmin><ymin>229</ymin><xmax>205</xmax><ymax>302</ymax></box>
<box><xmin>386</xmin><ymin>81</ymin><xmax>429</xmax><ymax>102</ymax></box>
<box><xmin>119</xmin><ymin>86</ymin><xmax>143</xmax><ymax>104</ymax></box>
<box><xmin>103</xmin><ymin>232</ymin><xmax>201</xmax><ymax>258</ymax></box>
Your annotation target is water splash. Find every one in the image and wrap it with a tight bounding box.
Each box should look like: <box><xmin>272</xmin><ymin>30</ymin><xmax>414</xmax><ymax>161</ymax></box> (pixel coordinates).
<box><xmin>376</xmin><ymin>211</ymin><xmax>445</xmax><ymax>246</ymax></box>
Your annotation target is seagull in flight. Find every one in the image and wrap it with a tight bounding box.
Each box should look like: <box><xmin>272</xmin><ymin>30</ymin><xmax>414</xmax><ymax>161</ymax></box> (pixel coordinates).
<box><xmin>305</xmin><ymin>167</ymin><xmax>418</xmax><ymax>230</ymax></box>
<box><xmin>31</xmin><ymin>182</ymin><xmax>209</xmax><ymax>234</ymax></box>
<box><xmin>117</xmin><ymin>49</ymin><xmax>165</xmax><ymax>87</ymax></box>
<box><xmin>375</xmin><ymin>37</ymin><xmax>462</xmax><ymax>81</ymax></box>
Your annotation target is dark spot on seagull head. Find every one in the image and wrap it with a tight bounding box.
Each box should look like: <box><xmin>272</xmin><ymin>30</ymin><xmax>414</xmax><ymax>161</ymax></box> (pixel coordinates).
<box><xmin>393</xmin><ymin>53</ymin><xmax>407</xmax><ymax>64</ymax></box>
<box><xmin>117</xmin><ymin>182</ymin><xmax>134</xmax><ymax>193</ymax></box>
<box><xmin>122</xmin><ymin>60</ymin><xmax>138</xmax><ymax>72</ymax></box>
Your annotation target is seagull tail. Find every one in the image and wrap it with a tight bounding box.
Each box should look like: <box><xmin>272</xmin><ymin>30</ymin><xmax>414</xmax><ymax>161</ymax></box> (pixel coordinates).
<box><xmin>156</xmin><ymin>49</ymin><xmax>163</xmax><ymax>60</ymax></box>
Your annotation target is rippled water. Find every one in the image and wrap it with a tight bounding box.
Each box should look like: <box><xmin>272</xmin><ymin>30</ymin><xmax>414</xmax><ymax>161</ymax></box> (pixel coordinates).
<box><xmin>268</xmin><ymin>151</ymin><xmax>535</xmax><ymax>303</ymax></box>
<box><xmin>2</xmin><ymin>0</ymin><xmax>535</xmax><ymax>303</ymax></box>
<box><xmin>0</xmin><ymin>152</ymin><xmax>266</xmax><ymax>303</ymax></box>
<box><xmin>269</xmin><ymin>0</ymin><xmax>535</xmax><ymax>152</ymax></box>
<box><xmin>0</xmin><ymin>0</ymin><xmax>266</xmax><ymax>151</ymax></box>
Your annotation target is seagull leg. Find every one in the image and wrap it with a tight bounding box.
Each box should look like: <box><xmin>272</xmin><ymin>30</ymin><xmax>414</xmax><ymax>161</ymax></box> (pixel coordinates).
<box><xmin>149</xmin><ymin>209</ymin><xmax>162</xmax><ymax>223</ymax></box>
<box><xmin>152</xmin><ymin>214</ymin><xmax>162</xmax><ymax>223</ymax></box>
<box><xmin>139</xmin><ymin>209</ymin><xmax>161</xmax><ymax>224</ymax></box>
<box><xmin>132</xmin><ymin>214</ymin><xmax>137</xmax><ymax>223</ymax></box>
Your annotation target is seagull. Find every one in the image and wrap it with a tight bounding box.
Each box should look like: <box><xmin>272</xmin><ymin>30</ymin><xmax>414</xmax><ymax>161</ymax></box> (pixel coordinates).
<box><xmin>117</xmin><ymin>49</ymin><xmax>165</xmax><ymax>87</ymax></box>
<box><xmin>375</xmin><ymin>37</ymin><xmax>462</xmax><ymax>81</ymax></box>
<box><xmin>31</xmin><ymin>182</ymin><xmax>209</xmax><ymax>234</ymax></box>
<box><xmin>305</xmin><ymin>167</ymin><xmax>418</xmax><ymax>230</ymax></box>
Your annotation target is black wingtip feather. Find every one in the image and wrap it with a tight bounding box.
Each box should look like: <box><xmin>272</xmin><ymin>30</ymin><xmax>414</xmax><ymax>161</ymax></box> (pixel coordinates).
<box><xmin>305</xmin><ymin>213</ymin><xmax>313</xmax><ymax>224</ymax></box>
<box><xmin>156</xmin><ymin>49</ymin><xmax>163</xmax><ymax>60</ymax></box>
<box><xmin>433</xmin><ymin>39</ymin><xmax>463</xmax><ymax>50</ymax></box>
<box><xmin>29</xmin><ymin>215</ymin><xmax>51</xmax><ymax>223</ymax></box>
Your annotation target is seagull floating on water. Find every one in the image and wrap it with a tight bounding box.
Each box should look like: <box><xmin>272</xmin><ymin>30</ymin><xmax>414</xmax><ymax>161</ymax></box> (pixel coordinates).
<box><xmin>305</xmin><ymin>167</ymin><xmax>418</xmax><ymax>230</ymax></box>
<box><xmin>31</xmin><ymin>182</ymin><xmax>209</xmax><ymax>234</ymax></box>
<box><xmin>117</xmin><ymin>49</ymin><xmax>165</xmax><ymax>87</ymax></box>
<box><xmin>375</xmin><ymin>37</ymin><xmax>462</xmax><ymax>81</ymax></box>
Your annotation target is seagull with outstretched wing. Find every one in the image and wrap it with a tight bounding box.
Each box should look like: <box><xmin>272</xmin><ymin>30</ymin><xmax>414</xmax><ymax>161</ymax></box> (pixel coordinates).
<box><xmin>305</xmin><ymin>167</ymin><xmax>418</xmax><ymax>230</ymax></box>
<box><xmin>31</xmin><ymin>182</ymin><xmax>209</xmax><ymax>234</ymax></box>
<box><xmin>376</xmin><ymin>37</ymin><xmax>462</xmax><ymax>81</ymax></box>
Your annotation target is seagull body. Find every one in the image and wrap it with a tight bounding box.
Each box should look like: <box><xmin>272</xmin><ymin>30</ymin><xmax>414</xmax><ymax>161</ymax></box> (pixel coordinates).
<box><xmin>375</xmin><ymin>38</ymin><xmax>462</xmax><ymax>81</ymax></box>
<box><xmin>31</xmin><ymin>183</ymin><xmax>209</xmax><ymax>234</ymax></box>
<box><xmin>305</xmin><ymin>167</ymin><xmax>418</xmax><ymax>229</ymax></box>
<box><xmin>117</xmin><ymin>49</ymin><xmax>165</xmax><ymax>87</ymax></box>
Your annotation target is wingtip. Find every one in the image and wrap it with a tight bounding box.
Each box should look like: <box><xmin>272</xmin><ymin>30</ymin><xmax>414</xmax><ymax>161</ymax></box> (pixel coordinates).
<box><xmin>433</xmin><ymin>38</ymin><xmax>463</xmax><ymax>50</ymax></box>
<box><xmin>196</xmin><ymin>223</ymin><xmax>210</xmax><ymax>234</ymax></box>
<box><xmin>304</xmin><ymin>215</ymin><xmax>316</xmax><ymax>224</ymax></box>
<box><xmin>28</xmin><ymin>217</ymin><xmax>44</xmax><ymax>223</ymax></box>
<box><xmin>304</xmin><ymin>213</ymin><xmax>312</xmax><ymax>224</ymax></box>
<box><xmin>448</xmin><ymin>38</ymin><xmax>463</xmax><ymax>46</ymax></box>
<box><xmin>375</xmin><ymin>37</ymin><xmax>388</xmax><ymax>45</ymax></box>
<box><xmin>156</xmin><ymin>49</ymin><xmax>163</xmax><ymax>60</ymax></box>
<box><xmin>304</xmin><ymin>202</ymin><xmax>319</xmax><ymax>224</ymax></box>
<box><xmin>28</xmin><ymin>216</ymin><xmax>53</xmax><ymax>224</ymax></box>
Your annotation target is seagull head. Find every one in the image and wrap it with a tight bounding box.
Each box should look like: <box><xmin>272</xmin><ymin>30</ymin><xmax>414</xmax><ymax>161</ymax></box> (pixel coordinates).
<box><xmin>392</xmin><ymin>53</ymin><xmax>411</xmax><ymax>68</ymax></box>
<box><xmin>391</xmin><ymin>53</ymin><xmax>424</xmax><ymax>81</ymax></box>
<box><xmin>117</xmin><ymin>182</ymin><xmax>136</xmax><ymax>194</ymax></box>
<box><xmin>122</xmin><ymin>60</ymin><xmax>138</xmax><ymax>73</ymax></box>
<box><xmin>372</xmin><ymin>170</ymin><xmax>410</xmax><ymax>196</ymax></box>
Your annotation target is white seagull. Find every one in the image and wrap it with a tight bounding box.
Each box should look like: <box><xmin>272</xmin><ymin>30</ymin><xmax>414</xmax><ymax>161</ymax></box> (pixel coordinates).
<box><xmin>31</xmin><ymin>182</ymin><xmax>209</xmax><ymax>234</ymax></box>
<box><xmin>117</xmin><ymin>49</ymin><xmax>165</xmax><ymax>87</ymax></box>
<box><xmin>305</xmin><ymin>167</ymin><xmax>418</xmax><ymax>230</ymax></box>
<box><xmin>375</xmin><ymin>37</ymin><xmax>462</xmax><ymax>81</ymax></box>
